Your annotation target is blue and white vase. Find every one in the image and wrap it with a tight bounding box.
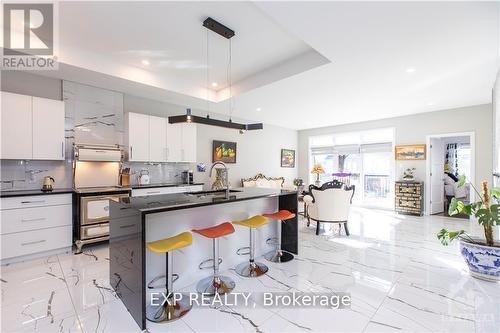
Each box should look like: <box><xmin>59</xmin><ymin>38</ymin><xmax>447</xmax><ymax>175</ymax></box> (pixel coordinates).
<box><xmin>460</xmin><ymin>239</ymin><xmax>500</xmax><ymax>281</ymax></box>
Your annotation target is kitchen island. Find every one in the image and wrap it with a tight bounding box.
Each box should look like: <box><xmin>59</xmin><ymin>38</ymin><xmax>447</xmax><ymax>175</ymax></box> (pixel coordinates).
<box><xmin>109</xmin><ymin>187</ymin><xmax>297</xmax><ymax>330</ymax></box>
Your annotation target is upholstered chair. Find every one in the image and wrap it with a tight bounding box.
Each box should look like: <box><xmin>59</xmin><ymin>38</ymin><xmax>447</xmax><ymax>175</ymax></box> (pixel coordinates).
<box><xmin>303</xmin><ymin>180</ymin><xmax>355</xmax><ymax>235</ymax></box>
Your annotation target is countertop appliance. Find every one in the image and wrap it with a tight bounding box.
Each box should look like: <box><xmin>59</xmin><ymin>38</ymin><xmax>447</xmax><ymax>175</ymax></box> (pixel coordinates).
<box><xmin>181</xmin><ymin>170</ymin><xmax>194</xmax><ymax>184</ymax></box>
<box><xmin>73</xmin><ymin>143</ymin><xmax>130</xmax><ymax>253</ymax></box>
<box><xmin>138</xmin><ymin>169</ymin><xmax>150</xmax><ymax>185</ymax></box>
<box><xmin>42</xmin><ymin>176</ymin><xmax>55</xmax><ymax>191</ymax></box>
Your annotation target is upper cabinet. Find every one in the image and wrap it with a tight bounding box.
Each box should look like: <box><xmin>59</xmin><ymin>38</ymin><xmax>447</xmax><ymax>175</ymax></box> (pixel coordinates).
<box><xmin>127</xmin><ymin>112</ymin><xmax>196</xmax><ymax>163</ymax></box>
<box><xmin>127</xmin><ymin>112</ymin><xmax>167</xmax><ymax>162</ymax></box>
<box><xmin>166</xmin><ymin>123</ymin><xmax>197</xmax><ymax>163</ymax></box>
<box><xmin>0</xmin><ymin>92</ymin><xmax>64</xmax><ymax>160</ymax></box>
<box><xmin>180</xmin><ymin>123</ymin><xmax>197</xmax><ymax>163</ymax></box>
<box><xmin>32</xmin><ymin>97</ymin><xmax>65</xmax><ymax>160</ymax></box>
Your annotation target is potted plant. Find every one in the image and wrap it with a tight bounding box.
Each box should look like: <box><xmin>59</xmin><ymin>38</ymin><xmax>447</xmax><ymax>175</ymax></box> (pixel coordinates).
<box><xmin>437</xmin><ymin>176</ymin><xmax>499</xmax><ymax>281</ymax></box>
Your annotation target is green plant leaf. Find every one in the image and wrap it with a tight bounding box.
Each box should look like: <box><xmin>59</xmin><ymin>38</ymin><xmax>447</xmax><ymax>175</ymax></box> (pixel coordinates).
<box><xmin>476</xmin><ymin>208</ymin><xmax>494</xmax><ymax>226</ymax></box>
<box><xmin>437</xmin><ymin>229</ymin><xmax>465</xmax><ymax>246</ymax></box>
<box><xmin>490</xmin><ymin>204</ymin><xmax>499</xmax><ymax>225</ymax></box>
<box><xmin>457</xmin><ymin>175</ymin><xmax>467</xmax><ymax>188</ymax></box>
<box><xmin>448</xmin><ymin>198</ymin><xmax>466</xmax><ymax>216</ymax></box>
<box><xmin>491</xmin><ymin>187</ymin><xmax>500</xmax><ymax>199</ymax></box>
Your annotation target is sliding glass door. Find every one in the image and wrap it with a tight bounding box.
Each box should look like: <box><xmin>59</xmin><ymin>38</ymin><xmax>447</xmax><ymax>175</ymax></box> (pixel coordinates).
<box><xmin>309</xmin><ymin>129</ymin><xmax>394</xmax><ymax>209</ymax></box>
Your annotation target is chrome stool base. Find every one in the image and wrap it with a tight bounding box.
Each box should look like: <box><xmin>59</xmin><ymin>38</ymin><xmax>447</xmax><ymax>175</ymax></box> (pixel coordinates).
<box><xmin>264</xmin><ymin>250</ymin><xmax>294</xmax><ymax>263</ymax></box>
<box><xmin>146</xmin><ymin>292</ymin><xmax>192</xmax><ymax>323</ymax></box>
<box><xmin>196</xmin><ymin>275</ymin><xmax>235</xmax><ymax>295</ymax></box>
<box><xmin>235</xmin><ymin>261</ymin><xmax>268</xmax><ymax>277</ymax></box>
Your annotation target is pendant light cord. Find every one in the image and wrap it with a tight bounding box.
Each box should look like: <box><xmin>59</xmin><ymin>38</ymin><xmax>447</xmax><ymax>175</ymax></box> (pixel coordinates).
<box><xmin>206</xmin><ymin>28</ymin><xmax>210</xmax><ymax>118</ymax></box>
<box><xmin>227</xmin><ymin>38</ymin><xmax>233</xmax><ymax>122</ymax></box>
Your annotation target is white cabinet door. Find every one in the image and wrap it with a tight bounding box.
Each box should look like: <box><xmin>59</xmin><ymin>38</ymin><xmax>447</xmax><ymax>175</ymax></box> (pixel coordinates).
<box><xmin>0</xmin><ymin>92</ymin><xmax>32</xmax><ymax>159</ymax></box>
<box><xmin>181</xmin><ymin>123</ymin><xmax>197</xmax><ymax>162</ymax></box>
<box><xmin>166</xmin><ymin>122</ymin><xmax>182</xmax><ymax>162</ymax></box>
<box><xmin>32</xmin><ymin>97</ymin><xmax>65</xmax><ymax>160</ymax></box>
<box><xmin>149</xmin><ymin>115</ymin><xmax>167</xmax><ymax>162</ymax></box>
<box><xmin>128</xmin><ymin>112</ymin><xmax>149</xmax><ymax>162</ymax></box>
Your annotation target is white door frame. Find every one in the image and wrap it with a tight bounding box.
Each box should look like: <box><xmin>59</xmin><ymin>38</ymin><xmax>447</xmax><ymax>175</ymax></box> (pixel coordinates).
<box><xmin>425</xmin><ymin>131</ymin><xmax>476</xmax><ymax>217</ymax></box>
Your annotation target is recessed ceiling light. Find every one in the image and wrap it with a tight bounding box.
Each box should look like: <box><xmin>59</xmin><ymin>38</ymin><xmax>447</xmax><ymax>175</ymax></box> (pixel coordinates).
<box><xmin>427</xmin><ymin>102</ymin><xmax>435</xmax><ymax>106</ymax></box>
<box><xmin>141</xmin><ymin>60</ymin><xmax>150</xmax><ymax>66</ymax></box>
<box><xmin>256</xmin><ymin>107</ymin><xmax>261</xmax><ymax>112</ymax></box>
<box><xmin>211</xmin><ymin>82</ymin><xmax>218</xmax><ymax>88</ymax></box>
<box><xmin>406</xmin><ymin>67</ymin><xmax>416</xmax><ymax>73</ymax></box>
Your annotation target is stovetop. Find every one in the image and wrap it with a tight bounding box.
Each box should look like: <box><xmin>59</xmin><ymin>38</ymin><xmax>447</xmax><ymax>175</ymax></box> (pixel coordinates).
<box><xmin>73</xmin><ymin>186</ymin><xmax>131</xmax><ymax>194</ymax></box>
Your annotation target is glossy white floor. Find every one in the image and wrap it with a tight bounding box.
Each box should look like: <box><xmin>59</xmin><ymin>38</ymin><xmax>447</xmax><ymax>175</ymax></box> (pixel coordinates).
<box><xmin>1</xmin><ymin>208</ymin><xmax>499</xmax><ymax>333</ymax></box>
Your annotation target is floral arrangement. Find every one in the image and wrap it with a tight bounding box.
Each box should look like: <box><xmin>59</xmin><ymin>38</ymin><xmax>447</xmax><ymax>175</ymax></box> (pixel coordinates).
<box><xmin>310</xmin><ymin>164</ymin><xmax>325</xmax><ymax>175</ymax></box>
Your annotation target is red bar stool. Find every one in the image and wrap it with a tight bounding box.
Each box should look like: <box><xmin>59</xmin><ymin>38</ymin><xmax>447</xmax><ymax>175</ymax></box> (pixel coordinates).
<box><xmin>192</xmin><ymin>222</ymin><xmax>236</xmax><ymax>295</ymax></box>
<box><xmin>263</xmin><ymin>210</ymin><xmax>296</xmax><ymax>263</ymax></box>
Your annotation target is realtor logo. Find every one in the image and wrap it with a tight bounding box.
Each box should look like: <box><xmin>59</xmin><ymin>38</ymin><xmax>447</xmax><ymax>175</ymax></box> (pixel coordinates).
<box><xmin>2</xmin><ymin>2</ymin><xmax>58</xmax><ymax>70</ymax></box>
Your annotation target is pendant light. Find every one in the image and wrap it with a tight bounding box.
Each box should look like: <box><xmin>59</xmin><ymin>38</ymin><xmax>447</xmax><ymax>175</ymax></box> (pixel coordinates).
<box><xmin>168</xmin><ymin>17</ymin><xmax>263</xmax><ymax>131</ymax></box>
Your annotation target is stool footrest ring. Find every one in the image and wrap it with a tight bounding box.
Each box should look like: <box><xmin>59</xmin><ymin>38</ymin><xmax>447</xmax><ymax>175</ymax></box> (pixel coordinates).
<box><xmin>236</xmin><ymin>246</ymin><xmax>250</xmax><ymax>256</ymax></box>
<box><xmin>198</xmin><ymin>257</ymin><xmax>223</xmax><ymax>270</ymax></box>
<box><xmin>266</xmin><ymin>237</ymin><xmax>279</xmax><ymax>246</ymax></box>
<box><xmin>147</xmin><ymin>273</ymin><xmax>179</xmax><ymax>289</ymax></box>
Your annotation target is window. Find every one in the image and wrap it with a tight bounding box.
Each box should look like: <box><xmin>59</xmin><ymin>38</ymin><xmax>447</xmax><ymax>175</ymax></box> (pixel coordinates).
<box><xmin>309</xmin><ymin>128</ymin><xmax>394</xmax><ymax>208</ymax></box>
<box><xmin>456</xmin><ymin>145</ymin><xmax>471</xmax><ymax>179</ymax></box>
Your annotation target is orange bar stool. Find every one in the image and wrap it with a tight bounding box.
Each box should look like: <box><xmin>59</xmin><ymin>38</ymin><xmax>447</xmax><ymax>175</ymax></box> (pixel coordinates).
<box><xmin>263</xmin><ymin>210</ymin><xmax>296</xmax><ymax>263</ymax></box>
<box><xmin>232</xmin><ymin>215</ymin><xmax>269</xmax><ymax>277</ymax></box>
<box><xmin>145</xmin><ymin>231</ymin><xmax>193</xmax><ymax>323</ymax></box>
<box><xmin>192</xmin><ymin>222</ymin><xmax>236</xmax><ymax>295</ymax></box>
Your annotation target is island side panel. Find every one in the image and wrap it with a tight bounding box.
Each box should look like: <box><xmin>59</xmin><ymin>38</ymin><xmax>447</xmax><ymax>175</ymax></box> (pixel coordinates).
<box><xmin>109</xmin><ymin>201</ymin><xmax>146</xmax><ymax>330</ymax></box>
<box><xmin>279</xmin><ymin>192</ymin><xmax>298</xmax><ymax>254</ymax></box>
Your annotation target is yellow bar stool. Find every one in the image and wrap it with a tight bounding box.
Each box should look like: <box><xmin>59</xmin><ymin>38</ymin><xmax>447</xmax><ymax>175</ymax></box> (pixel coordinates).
<box><xmin>146</xmin><ymin>231</ymin><xmax>193</xmax><ymax>323</ymax></box>
<box><xmin>233</xmin><ymin>215</ymin><xmax>269</xmax><ymax>277</ymax></box>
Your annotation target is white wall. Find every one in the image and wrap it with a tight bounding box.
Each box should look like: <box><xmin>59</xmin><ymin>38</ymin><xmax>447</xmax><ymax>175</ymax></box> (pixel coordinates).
<box><xmin>124</xmin><ymin>95</ymin><xmax>298</xmax><ymax>188</ymax></box>
<box><xmin>298</xmin><ymin>104</ymin><xmax>493</xmax><ymax>188</ymax></box>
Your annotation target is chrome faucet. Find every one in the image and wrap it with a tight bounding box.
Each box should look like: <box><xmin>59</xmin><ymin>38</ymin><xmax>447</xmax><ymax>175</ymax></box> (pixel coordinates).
<box><xmin>209</xmin><ymin>161</ymin><xmax>229</xmax><ymax>199</ymax></box>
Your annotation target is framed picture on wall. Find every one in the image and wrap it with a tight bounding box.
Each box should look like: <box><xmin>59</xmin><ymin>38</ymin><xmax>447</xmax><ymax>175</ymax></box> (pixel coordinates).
<box><xmin>281</xmin><ymin>149</ymin><xmax>296</xmax><ymax>168</ymax></box>
<box><xmin>395</xmin><ymin>144</ymin><xmax>426</xmax><ymax>160</ymax></box>
<box><xmin>213</xmin><ymin>140</ymin><xmax>237</xmax><ymax>163</ymax></box>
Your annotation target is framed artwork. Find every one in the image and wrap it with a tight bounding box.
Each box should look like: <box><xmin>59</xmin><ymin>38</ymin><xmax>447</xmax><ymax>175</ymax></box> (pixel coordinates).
<box><xmin>281</xmin><ymin>149</ymin><xmax>296</xmax><ymax>168</ymax></box>
<box><xmin>395</xmin><ymin>144</ymin><xmax>426</xmax><ymax>160</ymax></box>
<box><xmin>213</xmin><ymin>140</ymin><xmax>237</xmax><ymax>163</ymax></box>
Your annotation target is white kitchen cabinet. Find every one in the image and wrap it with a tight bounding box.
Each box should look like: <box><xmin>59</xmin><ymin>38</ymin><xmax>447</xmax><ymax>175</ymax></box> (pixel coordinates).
<box><xmin>166</xmin><ymin>122</ymin><xmax>183</xmax><ymax>162</ymax></box>
<box><xmin>128</xmin><ymin>112</ymin><xmax>167</xmax><ymax>162</ymax></box>
<box><xmin>0</xmin><ymin>91</ymin><xmax>65</xmax><ymax>161</ymax></box>
<box><xmin>181</xmin><ymin>123</ymin><xmax>197</xmax><ymax>162</ymax></box>
<box><xmin>0</xmin><ymin>91</ymin><xmax>32</xmax><ymax>159</ymax></box>
<box><xmin>32</xmin><ymin>96</ymin><xmax>65</xmax><ymax>160</ymax></box>
<box><xmin>149</xmin><ymin>115</ymin><xmax>167</xmax><ymax>162</ymax></box>
<box><xmin>127</xmin><ymin>112</ymin><xmax>150</xmax><ymax>162</ymax></box>
<box><xmin>0</xmin><ymin>193</ymin><xmax>72</xmax><ymax>262</ymax></box>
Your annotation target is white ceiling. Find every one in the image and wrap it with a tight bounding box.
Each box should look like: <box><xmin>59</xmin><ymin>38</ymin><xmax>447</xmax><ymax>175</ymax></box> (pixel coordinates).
<box><xmin>48</xmin><ymin>1</ymin><xmax>499</xmax><ymax>130</ymax></box>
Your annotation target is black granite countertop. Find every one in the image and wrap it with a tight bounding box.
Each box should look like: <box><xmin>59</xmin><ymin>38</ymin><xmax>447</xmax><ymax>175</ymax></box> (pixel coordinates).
<box><xmin>0</xmin><ymin>188</ymin><xmax>74</xmax><ymax>198</ymax></box>
<box><xmin>130</xmin><ymin>182</ymin><xmax>204</xmax><ymax>189</ymax></box>
<box><xmin>113</xmin><ymin>187</ymin><xmax>297</xmax><ymax>214</ymax></box>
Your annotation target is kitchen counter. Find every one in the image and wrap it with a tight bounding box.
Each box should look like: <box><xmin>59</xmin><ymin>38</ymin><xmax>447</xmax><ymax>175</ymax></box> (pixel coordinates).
<box><xmin>110</xmin><ymin>187</ymin><xmax>298</xmax><ymax>330</ymax></box>
<box><xmin>0</xmin><ymin>188</ymin><xmax>74</xmax><ymax>198</ymax></box>
<box><xmin>130</xmin><ymin>182</ymin><xmax>204</xmax><ymax>189</ymax></box>
<box><xmin>118</xmin><ymin>187</ymin><xmax>294</xmax><ymax>213</ymax></box>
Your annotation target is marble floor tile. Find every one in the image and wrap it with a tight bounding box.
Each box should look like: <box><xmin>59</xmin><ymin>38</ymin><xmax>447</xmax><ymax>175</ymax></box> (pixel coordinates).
<box><xmin>1</xmin><ymin>207</ymin><xmax>498</xmax><ymax>333</ymax></box>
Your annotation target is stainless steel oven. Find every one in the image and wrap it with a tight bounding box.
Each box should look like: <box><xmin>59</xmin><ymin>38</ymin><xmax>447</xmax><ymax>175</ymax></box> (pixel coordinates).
<box><xmin>74</xmin><ymin>189</ymin><xmax>129</xmax><ymax>253</ymax></box>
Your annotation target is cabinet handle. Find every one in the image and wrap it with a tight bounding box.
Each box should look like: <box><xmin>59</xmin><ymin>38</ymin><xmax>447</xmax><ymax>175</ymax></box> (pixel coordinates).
<box><xmin>21</xmin><ymin>240</ymin><xmax>46</xmax><ymax>246</ymax></box>
<box><xmin>130</xmin><ymin>146</ymin><xmax>133</xmax><ymax>159</ymax></box>
<box><xmin>21</xmin><ymin>217</ymin><xmax>46</xmax><ymax>222</ymax></box>
<box><xmin>21</xmin><ymin>200</ymin><xmax>45</xmax><ymax>204</ymax></box>
<box><xmin>147</xmin><ymin>191</ymin><xmax>161</xmax><ymax>194</ymax></box>
<box><xmin>120</xmin><ymin>224</ymin><xmax>135</xmax><ymax>229</ymax></box>
<box><xmin>61</xmin><ymin>142</ymin><xmax>64</xmax><ymax>158</ymax></box>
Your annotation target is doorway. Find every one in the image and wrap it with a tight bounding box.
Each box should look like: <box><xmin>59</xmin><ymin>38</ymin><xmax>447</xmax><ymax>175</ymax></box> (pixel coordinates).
<box><xmin>426</xmin><ymin>132</ymin><xmax>475</xmax><ymax>218</ymax></box>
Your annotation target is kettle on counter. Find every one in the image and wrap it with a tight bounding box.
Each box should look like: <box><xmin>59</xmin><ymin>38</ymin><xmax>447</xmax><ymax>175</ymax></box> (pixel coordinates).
<box><xmin>138</xmin><ymin>169</ymin><xmax>150</xmax><ymax>185</ymax></box>
<box><xmin>42</xmin><ymin>176</ymin><xmax>55</xmax><ymax>191</ymax></box>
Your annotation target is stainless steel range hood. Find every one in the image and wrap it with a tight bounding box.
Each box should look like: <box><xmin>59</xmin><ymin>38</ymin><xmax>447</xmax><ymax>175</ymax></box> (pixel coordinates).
<box><xmin>74</xmin><ymin>144</ymin><xmax>122</xmax><ymax>162</ymax></box>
